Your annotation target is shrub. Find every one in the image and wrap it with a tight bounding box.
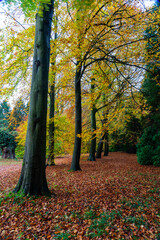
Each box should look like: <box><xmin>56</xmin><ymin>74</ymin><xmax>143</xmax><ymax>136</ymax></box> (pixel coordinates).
<box><xmin>137</xmin><ymin>126</ymin><xmax>160</xmax><ymax>166</ymax></box>
<box><xmin>152</xmin><ymin>146</ymin><xmax>160</xmax><ymax>167</ymax></box>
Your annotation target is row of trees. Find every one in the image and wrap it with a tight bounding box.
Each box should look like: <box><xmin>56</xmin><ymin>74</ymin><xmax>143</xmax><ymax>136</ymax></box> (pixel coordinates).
<box><xmin>0</xmin><ymin>0</ymin><xmax>159</xmax><ymax>195</ymax></box>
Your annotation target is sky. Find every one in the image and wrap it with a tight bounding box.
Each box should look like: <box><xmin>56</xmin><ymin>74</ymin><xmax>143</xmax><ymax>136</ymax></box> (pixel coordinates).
<box><xmin>0</xmin><ymin>0</ymin><xmax>156</xmax><ymax>29</ymax></box>
<box><xmin>144</xmin><ymin>0</ymin><xmax>155</xmax><ymax>6</ymax></box>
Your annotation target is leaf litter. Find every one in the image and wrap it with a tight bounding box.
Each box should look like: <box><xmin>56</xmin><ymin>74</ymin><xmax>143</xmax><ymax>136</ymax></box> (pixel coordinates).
<box><xmin>0</xmin><ymin>152</ymin><xmax>160</xmax><ymax>239</ymax></box>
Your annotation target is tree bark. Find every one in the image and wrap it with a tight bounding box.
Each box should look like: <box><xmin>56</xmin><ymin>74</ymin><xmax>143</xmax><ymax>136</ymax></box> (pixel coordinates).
<box><xmin>96</xmin><ymin>135</ymin><xmax>104</xmax><ymax>159</ymax></box>
<box><xmin>14</xmin><ymin>2</ymin><xmax>54</xmax><ymax>196</ymax></box>
<box><xmin>103</xmin><ymin>95</ymin><xmax>109</xmax><ymax>156</ymax></box>
<box><xmin>2</xmin><ymin>146</ymin><xmax>15</xmax><ymax>159</ymax></box>
<box><xmin>104</xmin><ymin>130</ymin><xmax>109</xmax><ymax>156</ymax></box>
<box><xmin>47</xmin><ymin>15</ymin><xmax>57</xmax><ymax>166</ymax></box>
<box><xmin>88</xmin><ymin>108</ymin><xmax>96</xmax><ymax>161</ymax></box>
<box><xmin>96</xmin><ymin>95</ymin><xmax>109</xmax><ymax>158</ymax></box>
<box><xmin>70</xmin><ymin>61</ymin><xmax>82</xmax><ymax>171</ymax></box>
<box><xmin>47</xmin><ymin>84</ymin><xmax>55</xmax><ymax>166</ymax></box>
<box><xmin>88</xmin><ymin>82</ymin><xmax>96</xmax><ymax>161</ymax></box>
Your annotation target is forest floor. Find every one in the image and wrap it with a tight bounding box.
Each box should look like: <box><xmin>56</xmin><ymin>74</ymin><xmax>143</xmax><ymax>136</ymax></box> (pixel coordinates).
<box><xmin>0</xmin><ymin>152</ymin><xmax>160</xmax><ymax>240</ymax></box>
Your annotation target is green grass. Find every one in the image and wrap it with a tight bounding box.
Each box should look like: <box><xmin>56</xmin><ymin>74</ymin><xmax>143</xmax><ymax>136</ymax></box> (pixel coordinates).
<box><xmin>0</xmin><ymin>157</ymin><xmax>22</xmax><ymax>166</ymax></box>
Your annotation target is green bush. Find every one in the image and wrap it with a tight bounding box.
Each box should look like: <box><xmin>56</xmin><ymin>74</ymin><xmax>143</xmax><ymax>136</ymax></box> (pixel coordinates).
<box><xmin>15</xmin><ymin>145</ymin><xmax>24</xmax><ymax>159</ymax></box>
<box><xmin>137</xmin><ymin>145</ymin><xmax>153</xmax><ymax>165</ymax></box>
<box><xmin>137</xmin><ymin>126</ymin><xmax>160</xmax><ymax>166</ymax></box>
<box><xmin>152</xmin><ymin>146</ymin><xmax>160</xmax><ymax>167</ymax></box>
<box><xmin>0</xmin><ymin>130</ymin><xmax>16</xmax><ymax>149</ymax></box>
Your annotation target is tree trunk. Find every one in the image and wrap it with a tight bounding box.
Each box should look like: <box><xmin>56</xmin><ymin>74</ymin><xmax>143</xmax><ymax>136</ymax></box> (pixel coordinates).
<box><xmin>10</xmin><ymin>147</ymin><xmax>15</xmax><ymax>159</ymax></box>
<box><xmin>96</xmin><ymin>135</ymin><xmax>104</xmax><ymax>159</ymax></box>
<box><xmin>14</xmin><ymin>2</ymin><xmax>54</xmax><ymax>196</ymax></box>
<box><xmin>47</xmin><ymin>84</ymin><xmax>55</xmax><ymax>166</ymax></box>
<box><xmin>88</xmin><ymin>108</ymin><xmax>96</xmax><ymax>161</ymax></box>
<box><xmin>96</xmin><ymin>95</ymin><xmax>109</xmax><ymax>159</ymax></box>
<box><xmin>104</xmin><ymin>130</ymin><xmax>109</xmax><ymax>156</ymax></box>
<box><xmin>88</xmin><ymin>82</ymin><xmax>96</xmax><ymax>161</ymax></box>
<box><xmin>47</xmin><ymin>15</ymin><xmax>57</xmax><ymax>166</ymax></box>
<box><xmin>103</xmin><ymin>95</ymin><xmax>109</xmax><ymax>156</ymax></box>
<box><xmin>2</xmin><ymin>146</ymin><xmax>15</xmax><ymax>159</ymax></box>
<box><xmin>70</xmin><ymin>61</ymin><xmax>82</xmax><ymax>171</ymax></box>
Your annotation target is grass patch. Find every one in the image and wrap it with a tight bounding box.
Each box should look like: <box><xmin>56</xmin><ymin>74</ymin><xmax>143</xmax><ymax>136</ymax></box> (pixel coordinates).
<box><xmin>0</xmin><ymin>157</ymin><xmax>22</xmax><ymax>166</ymax></box>
<box><xmin>0</xmin><ymin>191</ymin><xmax>26</xmax><ymax>206</ymax></box>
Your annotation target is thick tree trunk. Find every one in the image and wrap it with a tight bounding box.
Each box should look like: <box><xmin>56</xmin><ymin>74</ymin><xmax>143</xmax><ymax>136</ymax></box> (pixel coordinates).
<box><xmin>14</xmin><ymin>2</ymin><xmax>54</xmax><ymax>196</ymax></box>
<box><xmin>2</xmin><ymin>146</ymin><xmax>15</xmax><ymax>159</ymax></box>
<box><xmin>47</xmin><ymin>17</ymin><xmax>57</xmax><ymax>166</ymax></box>
<box><xmin>47</xmin><ymin>84</ymin><xmax>55</xmax><ymax>166</ymax></box>
<box><xmin>70</xmin><ymin>61</ymin><xmax>82</xmax><ymax>171</ymax></box>
<box><xmin>88</xmin><ymin>82</ymin><xmax>96</xmax><ymax>161</ymax></box>
<box><xmin>96</xmin><ymin>135</ymin><xmax>104</xmax><ymax>159</ymax></box>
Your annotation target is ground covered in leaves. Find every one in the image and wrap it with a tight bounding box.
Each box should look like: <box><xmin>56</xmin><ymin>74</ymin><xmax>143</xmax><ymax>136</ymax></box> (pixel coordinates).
<box><xmin>0</xmin><ymin>152</ymin><xmax>160</xmax><ymax>239</ymax></box>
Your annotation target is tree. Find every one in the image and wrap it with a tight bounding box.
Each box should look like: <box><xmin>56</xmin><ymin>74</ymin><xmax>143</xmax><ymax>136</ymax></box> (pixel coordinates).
<box><xmin>14</xmin><ymin>0</ymin><xmax>54</xmax><ymax>195</ymax></box>
<box><xmin>88</xmin><ymin>80</ymin><xmax>97</xmax><ymax>161</ymax></box>
<box><xmin>70</xmin><ymin>7</ymin><xmax>84</xmax><ymax>171</ymax></box>
<box><xmin>0</xmin><ymin>130</ymin><xmax>16</xmax><ymax>159</ymax></box>
<box><xmin>47</xmin><ymin>10</ymin><xmax>58</xmax><ymax>166</ymax></box>
<box><xmin>98</xmin><ymin>94</ymin><xmax>109</xmax><ymax>157</ymax></box>
<box><xmin>70</xmin><ymin>60</ymin><xmax>82</xmax><ymax>170</ymax></box>
<box><xmin>96</xmin><ymin>107</ymin><xmax>109</xmax><ymax>158</ymax></box>
<box><xmin>0</xmin><ymin>100</ymin><xmax>10</xmax><ymax>130</ymax></box>
<box><xmin>137</xmin><ymin>0</ymin><xmax>160</xmax><ymax>167</ymax></box>
<box><xmin>0</xmin><ymin>5</ymin><xmax>34</xmax><ymax>100</ymax></box>
<box><xmin>8</xmin><ymin>98</ymin><xmax>28</xmax><ymax>131</ymax></box>
<box><xmin>110</xmin><ymin>110</ymin><xmax>142</xmax><ymax>153</ymax></box>
<box><xmin>0</xmin><ymin>101</ymin><xmax>17</xmax><ymax>159</ymax></box>
<box><xmin>58</xmin><ymin>0</ymin><xmax>148</xmax><ymax>170</ymax></box>
<box><xmin>103</xmin><ymin>110</ymin><xmax>109</xmax><ymax>156</ymax></box>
